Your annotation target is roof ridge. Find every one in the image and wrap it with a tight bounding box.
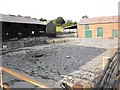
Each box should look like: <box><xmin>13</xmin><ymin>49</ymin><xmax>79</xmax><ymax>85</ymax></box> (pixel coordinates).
<box><xmin>86</xmin><ymin>16</ymin><xmax>118</xmax><ymax>19</ymax></box>
<box><xmin>79</xmin><ymin>16</ymin><xmax>118</xmax><ymax>25</ymax></box>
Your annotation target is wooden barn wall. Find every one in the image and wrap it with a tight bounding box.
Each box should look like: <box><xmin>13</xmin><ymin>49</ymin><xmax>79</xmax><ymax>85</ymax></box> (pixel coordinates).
<box><xmin>46</xmin><ymin>22</ymin><xmax>56</xmax><ymax>37</ymax></box>
<box><xmin>2</xmin><ymin>22</ymin><xmax>46</xmax><ymax>40</ymax></box>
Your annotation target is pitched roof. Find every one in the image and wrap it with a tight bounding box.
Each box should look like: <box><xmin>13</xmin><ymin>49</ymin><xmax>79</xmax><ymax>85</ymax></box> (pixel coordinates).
<box><xmin>0</xmin><ymin>14</ymin><xmax>51</xmax><ymax>25</ymax></box>
<box><xmin>78</xmin><ymin>16</ymin><xmax>119</xmax><ymax>25</ymax></box>
<box><xmin>39</xmin><ymin>20</ymin><xmax>51</xmax><ymax>25</ymax></box>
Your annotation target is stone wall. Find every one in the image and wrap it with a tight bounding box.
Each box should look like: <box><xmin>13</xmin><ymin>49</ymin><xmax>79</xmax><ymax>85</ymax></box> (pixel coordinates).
<box><xmin>2</xmin><ymin>37</ymin><xmax>47</xmax><ymax>50</ymax></box>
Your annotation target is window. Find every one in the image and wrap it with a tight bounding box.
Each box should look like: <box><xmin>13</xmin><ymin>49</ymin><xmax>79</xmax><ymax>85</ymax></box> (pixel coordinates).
<box><xmin>32</xmin><ymin>31</ymin><xmax>34</xmax><ymax>34</ymax></box>
<box><xmin>5</xmin><ymin>32</ymin><xmax>9</xmax><ymax>35</ymax></box>
<box><xmin>112</xmin><ymin>30</ymin><xmax>118</xmax><ymax>38</ymax></box>
<box><xmin>85</xmin><ymin>24</ymin><xmax>89</xmax><ymax>30</ymax></box>
<box><xmin>39</xmin><ymin>31</ymin><xmax>44</xmax><ymax>33</ymax></box>
<box><xmin>18</xmin><ymin>32</ymin><xmax>22</xmax><ymax>35</ymax></box>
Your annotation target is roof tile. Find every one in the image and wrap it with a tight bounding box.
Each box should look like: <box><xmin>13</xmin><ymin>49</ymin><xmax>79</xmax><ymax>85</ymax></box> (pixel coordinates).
<box><xmin>79</xmin><ymin>16</ymin><xmax>118</xmax><ymax>25</ymax></box>
<box><xmin>0</xmin><ymin>14</ymin><xmax>51</xmax><ymax>25</ymax></box>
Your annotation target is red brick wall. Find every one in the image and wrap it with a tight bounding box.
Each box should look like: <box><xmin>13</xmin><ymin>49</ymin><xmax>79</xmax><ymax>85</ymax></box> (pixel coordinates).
<box><xmin>77</xmin><ymin>22</ymin><xmax>118</xmax><ymax>39</ymax></box>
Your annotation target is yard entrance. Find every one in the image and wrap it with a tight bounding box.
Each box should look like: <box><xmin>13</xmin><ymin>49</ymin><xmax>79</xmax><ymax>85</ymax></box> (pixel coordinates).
<box><xmin>112</xmin><ymin>30</ymin><xmax>118</xmax><ymax>38</ymax></box>
<box><xmin>85</xmin><ymin>30</ymin><xmax>92</xmax><ymax>38</ymax></box>
<box><xmin>97</xmin><ymin>27</ymin><xmax>103</xmax><ymax>37</ymax></box>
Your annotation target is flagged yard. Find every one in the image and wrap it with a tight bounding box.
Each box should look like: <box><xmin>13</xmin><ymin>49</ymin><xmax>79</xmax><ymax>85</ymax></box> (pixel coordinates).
<box><xmin>2</xmin><ymin>38</ymin><xmax>117</xmax><ymax>88</ymax></box>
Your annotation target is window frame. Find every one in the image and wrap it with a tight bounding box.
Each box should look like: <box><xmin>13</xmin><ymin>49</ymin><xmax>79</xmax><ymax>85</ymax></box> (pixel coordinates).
<box><xmin>85</xmin><ymin>24</ymin><xmax>89</xmax><ymax>30</ymax></box>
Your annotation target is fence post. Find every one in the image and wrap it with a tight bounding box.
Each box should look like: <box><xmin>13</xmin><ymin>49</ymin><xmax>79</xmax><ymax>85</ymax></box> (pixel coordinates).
<box><xmin>110</xmin><ymin>46</ymin><xmax>118</xmax><ymax>55</ymax></box>
<box><xmin>0</xmin><ymin>68</ymin><xmax>3</xmax><ymax>89</ymax></box>
<box><xmin>103</xmin><ymin>57</ymin><xmax>110</xmax><ymax>70</ymax></box>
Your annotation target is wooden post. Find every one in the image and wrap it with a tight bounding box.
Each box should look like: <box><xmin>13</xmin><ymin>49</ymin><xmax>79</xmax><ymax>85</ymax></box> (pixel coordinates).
<box><xmin>110</xmin><ymin>46</ymin><xmax>118</xmax><ymax>55</ymax></box>
<box><xmin>103</xmin><ymin>57</ymin><xmax>110</xmax><ymax>70</ymax></box>
<box><xmin>0</xmin><ymin>68</ymin><xmax>3</xmax><ymax>89</ymax></box>
<box><xmin>0</xmin><ymin>66</ymin><xmax>49</xmax><ymax>89</ymax></box>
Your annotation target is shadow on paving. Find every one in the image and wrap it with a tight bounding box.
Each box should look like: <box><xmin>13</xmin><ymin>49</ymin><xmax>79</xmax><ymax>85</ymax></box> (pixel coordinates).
<box><xmin>2</xmin><ymin>45</ymin><xmax>107</xmax><ymax>87</ymax></box>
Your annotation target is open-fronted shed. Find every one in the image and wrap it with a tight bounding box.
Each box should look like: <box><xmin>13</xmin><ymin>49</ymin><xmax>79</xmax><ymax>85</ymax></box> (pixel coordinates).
<box><xmin>0</xmin><ymin>14</ymin><xmax>56</xmax><ymax>41</ymax></box>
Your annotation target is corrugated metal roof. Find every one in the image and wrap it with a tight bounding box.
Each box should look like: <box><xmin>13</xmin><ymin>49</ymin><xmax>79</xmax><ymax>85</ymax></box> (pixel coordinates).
<box><xmin>39</xmin><ymin>20</ymin><xmax>51</xmax><ymax>25</ymax></box>
<box><xmin>78</xmin><ymin>16</ymin><xmax>119</xmax><ymax>25</ymax></box>
<box><xmin>64</xmin><ymin>25</ymin><xmax>77</xmax><ymax>29</ymax></box>
<box><xmin>0</xmin><ymin>14</ymin><xmax>51</xmax><ymax>25</ymax></box>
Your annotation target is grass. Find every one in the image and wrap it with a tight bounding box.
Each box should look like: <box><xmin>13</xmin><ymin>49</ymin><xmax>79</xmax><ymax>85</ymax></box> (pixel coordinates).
<box><xmin>56</xmin><ymin>26</ymin><xmax>62</xmax><ymax>33</ymax></box>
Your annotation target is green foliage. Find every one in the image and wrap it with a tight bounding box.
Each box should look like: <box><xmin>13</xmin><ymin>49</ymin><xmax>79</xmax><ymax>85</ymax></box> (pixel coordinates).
<box><xmin>61</xmin><ymin>20</ymin><xmax>77</xmax><ymax>28</ymax></box>
<box><xmin>53</xmin><ymin>17</ymin><xmax>65</xmax><ymax>26</ymax></box>
<box><xmin>61</xmin><ymin>24</ymin><xmax>67</xmax><ymax>28</ymax></box>
<box><xmin>56</xmin><ymin>27</ymin><xmax>62</xmax><ymax>33</ymax></box>
<box><xmin>66</xmin><ymin>20</ymin><xmax>73</xmax><ymax>26</ymax></box>
<box><xmin>53</xmin><ymin>17</ymin><xmax>77</xmax><ymax>29</ymax></box>
<box><xmin>73</xmin><ymin>21</ymin><xmax>77</xmax><ymax>25</ymax></box>
<box><xmin>82</xmin><ymin>15</ymin><xmax>88</xmax><ymax>19</ymax></box>
<box><xmin>39</xmin><ymin>18</ymin><xmax>47</xmax><ymax>21</ymax></box>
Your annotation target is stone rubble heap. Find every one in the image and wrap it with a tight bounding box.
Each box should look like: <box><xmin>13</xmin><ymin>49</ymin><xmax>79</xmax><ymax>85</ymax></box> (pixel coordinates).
<box><xmin>2</xmin><ymin>38</ymin><xmax>117</xmax><ymax>88</ymax></box>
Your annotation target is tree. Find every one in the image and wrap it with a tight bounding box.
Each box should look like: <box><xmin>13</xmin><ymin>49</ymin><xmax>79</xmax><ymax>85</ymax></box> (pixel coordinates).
<box><xmin>61</xmin><ymin>24</ymin><xmax>67</xmax><ymax>28</ymax></box>
<box><xmin>73</xmin><ymin>21</ymin><xmax>77</xmax><ymax>25</ymax></box>
<box><xmin>52</xmin><ymin>17</ymin><xmax>77</xmax><ymax>28</ymax></box>
<box><xmin>82</xmin><ymin>15</ymin><xmax>88</xmax><ymax>19</ymax></box>
<box><xmin>61</xmin><ymin>20</ymin><xmax>77</xmax><ymax>28</ymax></box>
<box><xmin>66</xmin><ymin>20</ymin><xmax>73</xmax><ymax>26</ymax></box>
<box><xmin>39</xmin><ymin>18</ymin><xmax>47</xmax><ymax>21</ymax></box>
<box><xmin>54</xmin><ymin>17</ymin><xmax>65</xmax><ymax>26</ymax></box>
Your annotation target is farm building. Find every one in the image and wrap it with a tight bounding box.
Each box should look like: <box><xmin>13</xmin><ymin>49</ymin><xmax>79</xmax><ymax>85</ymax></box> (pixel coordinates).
<box><xmin>63</xmin><ymin>25</ymin><xmax>77</xmax><ymax>34</ymax></box>
<box><xmin>77</xmin><ymin>16</ymin><xmax>119</xmax><ymax>39</ymax></box>
<box><xmin>39</xmin><ymin>20</ymin><xmax>56</xmax><ymax>37</ymax></box>
<box><xmin>0</xmin><ymin>14</ymin><xmax>56</xmax><ymax>41</ymax></box>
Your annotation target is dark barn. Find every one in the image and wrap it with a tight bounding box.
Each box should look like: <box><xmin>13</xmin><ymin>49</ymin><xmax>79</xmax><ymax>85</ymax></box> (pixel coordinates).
<box><xmin>39</xmin><ymin>21</ymin><xmax>56</xmax><ymax>37</ymax></box>
<box><xmin>0</xmin><ymin>14</ymin><xmax>56</xmax><ymax>41</ymax></box>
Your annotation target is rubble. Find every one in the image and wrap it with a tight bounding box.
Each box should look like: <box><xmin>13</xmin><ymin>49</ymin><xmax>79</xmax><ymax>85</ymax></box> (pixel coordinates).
<box><xmin>2</xmin><ymin>38</ymin><xmax>117</xmax><ymax>88</ymax></box>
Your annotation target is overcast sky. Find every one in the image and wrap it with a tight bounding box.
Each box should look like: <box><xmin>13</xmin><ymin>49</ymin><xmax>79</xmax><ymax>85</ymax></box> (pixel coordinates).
<box><xmin>0</xmin><ymin>0</ymin><xmax>119</xmax><ymax>22</ymax></box>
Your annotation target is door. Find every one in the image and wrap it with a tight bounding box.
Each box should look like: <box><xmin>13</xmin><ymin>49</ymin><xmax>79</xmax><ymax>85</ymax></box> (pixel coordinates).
<box><xmin>85</xmin><ymin>30</ymin><xmax>92</xmax><ymax>38</ymax></box>
<box><xmin>97</xmin><ymin>27</ymin><xmax>103</xmax><ymax>37</ymax></box>
<box><xmin>112</xmin><ymin>30</ymin><xmax>118</xmax><ymax>38</ymax></box>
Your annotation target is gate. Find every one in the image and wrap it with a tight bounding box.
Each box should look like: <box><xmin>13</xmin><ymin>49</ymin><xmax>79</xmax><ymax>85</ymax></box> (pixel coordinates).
<box><xmin>112</xmin><ymin>30</ymin><xmax>118</xmax><ymax>38</ymax></box>
<box><xmin>85</xmin><ymin>30</ymin><xmax>92</xmax><ymax>38</ymax></box>
<box><xmin>97</xmin><ymin>27</ymin><xmax>103</xmax><ymax>37</ymax></box>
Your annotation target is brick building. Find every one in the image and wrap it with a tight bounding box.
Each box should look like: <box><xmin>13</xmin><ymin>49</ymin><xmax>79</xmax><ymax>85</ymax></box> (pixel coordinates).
<box><xmin>77</xmin><ymin>16</ymin><xmax>118</xmax><ymax>39</ymax></box>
